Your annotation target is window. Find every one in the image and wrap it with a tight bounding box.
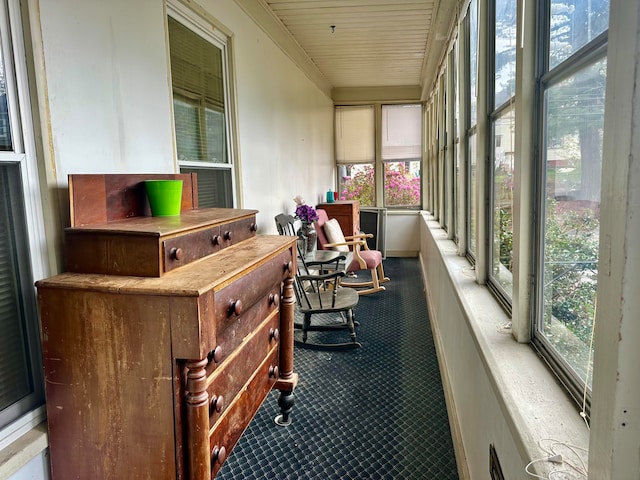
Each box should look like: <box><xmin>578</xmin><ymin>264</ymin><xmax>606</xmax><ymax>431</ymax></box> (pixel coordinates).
<box><xmin>0</xmin><ymin>0</ymin><xmax>46</xmax><ymax>439</ymax></box>
<box><xmin>335</xmin><ymin>105</ymin><xmax>375</xmax><ymax>207</ymax></box>
<box><xmin>488</xmin><ymin>0</ymin><xmax>517</xmax><ymax>305</ymax></box>
<box><xmin>533</xmin><ymin>0</ymin><xmax>608</xmax><ymax>407</ymax></box>
<box><xmin>168</xmin><ymin>9</ymin><xmax>235</xmax><ymax>208</ymax></box>
<box><xmin>336</xmin><ymin>104</ymin><xmax>422</xmax><ymax>209</ymax></box>
<box><xmin>466</xmin><ymin>0</ymin><xmax>479</xmax><ymax>258</ymax></box>
<box><xmin>451</xmin><ymin>45</ymin><xmax>460</xmax><ymax>243</ymax></box>
<box><xmin>381</xmin><ymin>104</ymin><xmax>421</xmax><ymax>208</ymax></box>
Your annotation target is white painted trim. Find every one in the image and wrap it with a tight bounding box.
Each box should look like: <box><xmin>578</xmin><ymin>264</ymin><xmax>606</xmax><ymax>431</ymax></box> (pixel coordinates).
<box><xmin>167</xmin><ymin>0</ymin><xmax>239</xmax><ymax>206</ymax></box>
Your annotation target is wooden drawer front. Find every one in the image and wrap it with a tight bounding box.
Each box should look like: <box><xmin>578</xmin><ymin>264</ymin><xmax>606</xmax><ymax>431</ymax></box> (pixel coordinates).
<box><xmin>163</xmin><ymin>215</ymin><xmax>257</xmax><ymax>273</ymax></box>
<box><xmin>209</xmin><ymin>287</ymin><xmax>283</xmax><ymax>372</ymax></box>
<box><xmin>217</xmin><ymin>217</ymin><xmax>258</xmax><ymax>249</ymax></box>
<box><xmin>163</xmin><ymin>225</ymin><xmax>221</xmax><ymax>273</ymax></box>
<box><xmin>205</xmin><ymin>312</ymin><xmax>280</xmax><ymax>425</ymax></box>
<box><xmin>211</xmin><ymin>249</ymin><xmax>291</xmax><ymax>333</ymax></box>
<box><xmin>209</xmin><ymin>348</ymin><xmax>279</xmax><ymax>478</ymax></box>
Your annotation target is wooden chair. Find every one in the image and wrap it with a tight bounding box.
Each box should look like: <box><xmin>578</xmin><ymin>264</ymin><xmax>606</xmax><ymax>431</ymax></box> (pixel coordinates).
<box><xmin>275</xmin><ymin>213</ymin><xmax>361</xmax><ymax>350</ymax></box>
<box><xmin>315</xmin><ymin>208</ymin><xmax>390</xmax><ymax>295</ymax></box>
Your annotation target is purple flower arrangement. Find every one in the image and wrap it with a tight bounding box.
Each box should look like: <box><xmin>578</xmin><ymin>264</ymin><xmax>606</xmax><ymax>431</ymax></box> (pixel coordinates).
<box><xmin>295</xmin><ymin>203</ymin><xmax>319</xmax><ymax>224</ymax></box>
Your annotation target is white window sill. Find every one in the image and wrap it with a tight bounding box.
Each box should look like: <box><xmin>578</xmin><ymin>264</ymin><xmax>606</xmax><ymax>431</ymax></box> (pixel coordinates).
<box><xmin>0</xmin><ymin>422</ymin><xmax>48</xmax><ymax>479</ymax></box>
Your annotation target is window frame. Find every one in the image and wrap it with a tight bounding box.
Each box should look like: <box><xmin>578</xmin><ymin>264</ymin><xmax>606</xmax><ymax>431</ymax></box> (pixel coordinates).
<box><xmin>531</xmin><ymin>0</ymin><xmax>609</xmax><ymax>413</ymax></box>
<box><xmin>486</xmin><ymin>0</ymin><xmax>517</xmax><ymax>313</ymax></box>
<box><xmin>0</xmin><ymin>0</ymin><xmax>49</xmax><ymax>446</ymax></box>
<box><xmin>334</xmin><ymin>102</ymin><xmax>423</xmax><ymax>210</ymax></box>
<box><xmin>167</xmin><ymin>2</ymin><xmax>237</xmax><ymax>208</ymax></box>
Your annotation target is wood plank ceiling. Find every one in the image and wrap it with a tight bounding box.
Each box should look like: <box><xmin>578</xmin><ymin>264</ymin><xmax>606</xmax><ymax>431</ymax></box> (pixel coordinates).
<box><xmin>235</xmin><ymin>0</ymin><xmax>458</xmax><ymax>100</ymax></box>
<box><xmin>265</xmin><ymin>0</ymin><xmax>436</xmax><ymax>89</ymax></box>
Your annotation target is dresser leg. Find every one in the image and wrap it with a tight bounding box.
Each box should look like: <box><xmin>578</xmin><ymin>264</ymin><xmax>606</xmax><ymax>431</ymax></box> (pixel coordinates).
<box><xmin>275</xmin><ymin>389</ymin><xmax>295</xmax><ymax>426</ymax></box>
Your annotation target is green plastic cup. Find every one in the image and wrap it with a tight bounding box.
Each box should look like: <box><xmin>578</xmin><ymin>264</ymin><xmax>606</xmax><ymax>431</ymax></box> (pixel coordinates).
<box><xmin>145</xmin><ymin>180</ymin><xmax>183</xmax><ymax>216</ymax></box>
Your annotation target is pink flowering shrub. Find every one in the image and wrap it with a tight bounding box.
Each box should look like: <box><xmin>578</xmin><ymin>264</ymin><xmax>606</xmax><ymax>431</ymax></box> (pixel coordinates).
<box><xmin>339</xmin><ymin>163</ymin><xmax>420</xmax><ymax>207</ymax></box>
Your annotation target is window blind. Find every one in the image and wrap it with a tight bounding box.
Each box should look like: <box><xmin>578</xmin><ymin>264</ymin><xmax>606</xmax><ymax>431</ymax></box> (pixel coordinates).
<box><xmin>180</xmin><ymin>167</ymin><xmax>233</xmax><ymax>208</ymax></box>
<box><xmin>381</xmin><ymin>104</ymin><xmax>422</xmax><ymax>161</ymax></box>
<box><xmin>0</xmin><ymin>165</ymin><xmax>32</xmax><ymax>415</ymax></box>
<box><xmin>335</xmin><ymin>105</ymin><xmax>375</xmax><ymax>164</ymax></box>
<box><xmin>168</xmin><ymin>16</ymin><xmax>227</xmax><ymax>165</ymax></box>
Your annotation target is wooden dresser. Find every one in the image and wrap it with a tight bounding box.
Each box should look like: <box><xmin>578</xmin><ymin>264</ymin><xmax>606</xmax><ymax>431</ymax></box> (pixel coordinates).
<box><xmin>316</xmin><ymin>200</ymin><xmax>360</xmax><ymax>237</ymax></box>
<box><xmin>36</xmin><ymin>174</ymin><xmax>298</xmax><ymax>479</ymax></box>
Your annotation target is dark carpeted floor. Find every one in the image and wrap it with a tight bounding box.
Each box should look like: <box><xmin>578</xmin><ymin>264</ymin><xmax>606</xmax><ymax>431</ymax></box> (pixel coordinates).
<box><xmin>217</xmin><ymin>257</ymin><xmax>459</xmax><ymax>480</ymax></box>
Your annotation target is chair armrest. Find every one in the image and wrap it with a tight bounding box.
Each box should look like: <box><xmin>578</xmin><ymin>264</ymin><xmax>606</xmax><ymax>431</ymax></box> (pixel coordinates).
<box><xmin>323</xmin><ymin>239</ymin><xmax>366</xmax><ymax>249</ymax></box>
<box><xmin>344</xmin><ymin>233</ymin><xmax>373</xmax><ymax>240</ymax></box>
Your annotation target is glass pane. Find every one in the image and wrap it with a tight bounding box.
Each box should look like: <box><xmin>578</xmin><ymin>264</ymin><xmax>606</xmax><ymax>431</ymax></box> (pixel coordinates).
<box><xmin>384</xmin><ymin>161</ymin><xmax>421</xmax><ymax>208</ymax></box>
<box><xmin>173</xmin><ymin>96</ymin><xmax>199</xmax><ymax>162</ymax></box>
<box><xmin>494</xmin><ymin>0</ymin><xmax>517</xmax><ymax>108</ymax></box>
<box><xmin>338</xmin><ymin>163</ymin><xmax>374</xmax><ymax>207</ymax></box>
<box><xmin>168</xmin><ymin>17</ymin><xmax>228</xmax><ymax>165</ymax></box>
<box><xmin>204</xmin><ymin>107</ymin><xmax>226</xmax><ymax>163</ymax></box>
<box><xmin>469</xmin><ymin>0</ymin><xmax>478</xmax><ymax>126</ymax></box>
<box><xmin>180</xmin><ymin>167</ymin><xmax>233</xmax><ymax>208</ymax></box>
<box><xmin>0</xmin><ymin>165</ymin><xmax>32</xmax><ymax>415</ymax></box>
<box><xmin>541</xmin><ymin>57</ymin><xmax>606</xmax><ymax>388</ymax></box>
<box><xmin>468</xmin><ymin>132</ymin><xmax>477</xmax><ymax>256</ymax></box>
<box><xmin>549</xmin><ymin>0</ymin><xmax>609</xmax><ymax>69</ymax></box>
<box><xmin>0</xmin><ymin>45</ymin><xmax>12</xmax><ymax>151</ymax></box>
<box><xmin>491</xmin><ymin>104</ymin><xmax>515</xmax><ymax>296</ymax></box>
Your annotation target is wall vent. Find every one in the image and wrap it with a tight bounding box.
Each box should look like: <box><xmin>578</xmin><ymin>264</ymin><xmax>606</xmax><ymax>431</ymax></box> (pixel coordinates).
<box><xmin>490</xmin><ymin>444</ymin><xmax>505</xmax><ymax>480</ymax></box>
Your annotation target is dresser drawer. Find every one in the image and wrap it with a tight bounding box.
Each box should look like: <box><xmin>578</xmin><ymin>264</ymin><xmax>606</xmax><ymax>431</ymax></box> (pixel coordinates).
<box><xmin>205</xmin><ymin>312</ymin><xmax>280</xmax><ymax>424</ymax></box>
<box><xmin>218</xmin><ymin>217</ymin><xmax>259</xmax><ymax>247</ymax></box>
<box><xmin>206</xmin><ymin>284</ymin><xmax>281</xmax><ymax>372</ymax></box>
<box><xmin>208</xmin><ymin>248</ymin><xmax>291</xmax><ymax>336</ymax></box>
<box><xmin>212</xmin><ymin>249</ymin><xmax>292</xmax><ymax>324</ymax></box>
<box><xmin>209</xmin><ymin>347</ymin><xmax>280</xmax><ymax>477</ymax></box>
<box><xmin>163</xmin><ymin>217</ymin><xmax>258</xmax><ymax>273</ymax></box>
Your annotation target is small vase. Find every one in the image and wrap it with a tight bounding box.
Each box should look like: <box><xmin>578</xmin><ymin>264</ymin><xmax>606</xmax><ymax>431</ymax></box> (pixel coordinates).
<box><xmin>298</xmin><ymin>222</ymin><xmax>318</xmax><ymax>254</ymax></box>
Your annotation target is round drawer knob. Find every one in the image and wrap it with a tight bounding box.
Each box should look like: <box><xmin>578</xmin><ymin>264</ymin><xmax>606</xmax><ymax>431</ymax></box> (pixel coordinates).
<box><xmin>284</xmin><ymin>260</ymin><xmax>293</xmax><ymax>272</ymax></box>
<box><xmin>211</xmin><ymin>445</ymin><xmax>227</xmax><ymax>465</ymax></box>
<box><xmin>269</xmin><ymin>365</ymin><xmax>279</xmax><ymax>378</ymax></box>
<box><xmin>269</xmin><ymin>293</ymin><xmax>279</xmax><ymax>307</ymax></box>
<box><xmin>229</xmin><ymin>299</ymin><xmax>242</xmax><ymax>316</ymax></box>
<box><xmin>212</xmin><ymin>235</ymin><xmax>221</xmax><ymax>246</ymax></box>
<box><xmin>224</xmin><ymin>230</ymin><xmax>232</xmax><ymax>241</ymax></box>
<box><xmin>207</xmin><ymin>346</ymin><xmax>223</xmax><ymax>364</ymax></box>
<box><xmin>209</xmin><ymin>395</ymin><xmax>224</xmax><ymax>414</ymax></box>
<box><xmin>171</xmin><ymin>247</ymin><xmax>183</xmax><ymax>260</ymax></box>
<box><xmin>269</xmin><ymin>328</ymin><xmax>279</xmax><ymax>342</ymax></box>
<box><xmin>250</xmin><ymin>223</ymin><xmax>258</xmax><ymax>232</ymax></box>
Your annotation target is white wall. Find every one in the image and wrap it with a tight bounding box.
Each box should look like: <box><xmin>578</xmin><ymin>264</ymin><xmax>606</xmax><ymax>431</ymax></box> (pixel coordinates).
<box><xmin>30</xmin><ymin>0</ymin><xmax>335</xmax><ymax>239</ymax></box>
<box><xmin>34</xmin><ymin>0</ymin><xmax>175</xmax><ymax>180</ymax></box>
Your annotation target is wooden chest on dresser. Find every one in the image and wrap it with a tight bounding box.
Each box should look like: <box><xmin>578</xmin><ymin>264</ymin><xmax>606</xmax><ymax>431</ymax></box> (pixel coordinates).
<box><xmin>316</xmin><ymin>200</ymin><xmax>360</xmax><ymax>237</ymax></box>
<box><xmin>35</xmin><ymin>174</ymin><xmax>298</xmax><ymax>479</ymax></box>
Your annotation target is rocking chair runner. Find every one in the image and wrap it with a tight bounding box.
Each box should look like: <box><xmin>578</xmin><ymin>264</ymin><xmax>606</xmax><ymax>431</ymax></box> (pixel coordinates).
<box><xmin>275</xmin><ymin>213</ymin><xmax>362</xmax><ymax>350</ymax></box>
<box><xmin>315</xmin><ymin>208</ymin><xmax>390</xmax><ymax>295</ymax></box>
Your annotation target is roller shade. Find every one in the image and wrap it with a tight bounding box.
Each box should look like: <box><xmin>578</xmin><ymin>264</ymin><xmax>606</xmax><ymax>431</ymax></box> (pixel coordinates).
<box><xmin>335</xmin><ymin>105</ymin><xmax>375</xmax><ymax>164</ymax></box>
<box><xmin>381</xmin><ymin>104</ymin><xmax>422</xmax><ymax>160</ymax></box>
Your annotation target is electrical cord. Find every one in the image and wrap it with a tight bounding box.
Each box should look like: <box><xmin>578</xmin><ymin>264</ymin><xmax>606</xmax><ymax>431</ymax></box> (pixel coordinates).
<box><xmin>524</xmin><ymin>439</ymin><xmax>588</xmax><ymax>479</ymax></box>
